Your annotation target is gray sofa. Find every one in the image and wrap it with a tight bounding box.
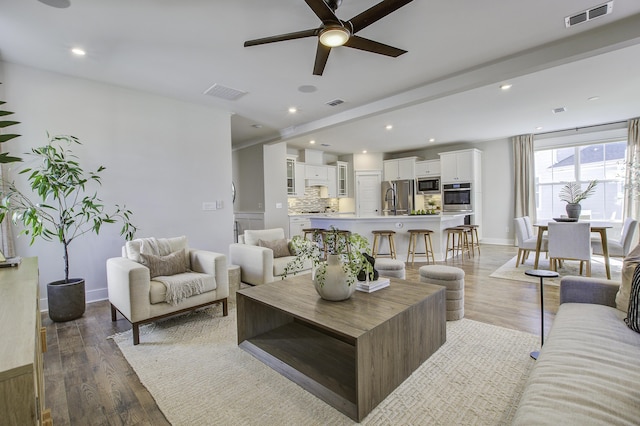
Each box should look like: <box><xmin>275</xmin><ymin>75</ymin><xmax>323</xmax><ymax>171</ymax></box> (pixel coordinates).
<box><xmin>513</xmin><ymin>274</ymin><xmax>640</xmax><ymax>424</ymax></box>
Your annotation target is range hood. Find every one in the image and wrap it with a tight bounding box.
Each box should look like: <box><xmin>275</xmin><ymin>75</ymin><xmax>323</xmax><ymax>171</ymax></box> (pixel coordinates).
<box><xmin>305</xmin><ymin>179</ymin><xmax>328</xmax><ymax>187</ymax></box>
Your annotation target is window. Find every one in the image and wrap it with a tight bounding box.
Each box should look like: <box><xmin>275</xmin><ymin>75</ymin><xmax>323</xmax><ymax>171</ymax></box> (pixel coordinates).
<box><xmin>534</xmin><ymin>140</ymin><xmax>626</xmax><ymax>221</ymax></box>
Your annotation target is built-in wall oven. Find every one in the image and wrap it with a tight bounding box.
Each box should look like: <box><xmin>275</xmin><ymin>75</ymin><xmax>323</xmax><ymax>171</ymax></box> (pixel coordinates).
<box><xmin>442</xmin><ymin>182</ymin><xmax>472</xmax><ymax>212</ymax></box>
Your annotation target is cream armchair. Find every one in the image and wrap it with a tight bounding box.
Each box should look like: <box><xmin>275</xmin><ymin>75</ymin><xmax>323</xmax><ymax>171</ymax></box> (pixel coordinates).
<box><xmin>229</xmin><ymin>228</ymin><xmax>312</xmax><ymax>285</ymax></box>
<box><xmin>107</xmin><ymin>236</ymin><xmax>229</xmax><ymax>345</ymax></box>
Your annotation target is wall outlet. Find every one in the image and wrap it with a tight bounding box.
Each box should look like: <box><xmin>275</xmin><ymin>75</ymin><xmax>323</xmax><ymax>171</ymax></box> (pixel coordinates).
<box><xmin>216</xmin><ymin>200</ymin><xmax>223</xmax><ymax>209</ymax></box>
<box><xmin>276</xmin><ymin>202</ymin><xmax>283</xmax><ymax>209</ymax></box>
<box><xmin>505</xmin><ymin>226</ymin><xmax>509</xmax><ymax>233</ymax></box>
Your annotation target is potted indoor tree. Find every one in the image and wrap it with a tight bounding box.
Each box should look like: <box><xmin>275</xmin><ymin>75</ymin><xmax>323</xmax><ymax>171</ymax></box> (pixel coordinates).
<box><xmin>559</xmin><ymin>180</ymin><xmax>598</xmax><ymax>219</ymax></box>
<box><xmin>284</xmin><ymin>227</ymin><xmax>372</xmax><ymax>301</ymax></box>
<box><xmin>0</xmin><ymin>134</ymin><xmax>137</xmax><ymax>321</ymax></box>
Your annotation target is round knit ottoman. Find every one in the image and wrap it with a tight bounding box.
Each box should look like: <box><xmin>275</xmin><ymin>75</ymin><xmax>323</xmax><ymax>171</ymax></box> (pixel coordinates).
<box><xmin>418</xmin><ymin>265</ymin><xmax>464</xmax><ymax>320</ymax></box>
<box><xmin>375</xmin><ymin>258</ymin><xmax>406</xmax><ymax>279</ymax></box>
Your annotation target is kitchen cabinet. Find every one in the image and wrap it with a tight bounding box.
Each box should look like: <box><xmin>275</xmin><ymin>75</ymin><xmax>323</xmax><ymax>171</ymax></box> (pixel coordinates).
<box><xmin>0</xmin><ymin>257</ymin><xmax>52</xmax><ymax>426</ymax></box>
<box><xmin>415</xmin><ymin>159</ymin><xmax>440</xmax><ymax>177</ymax></box>
<box><xmin>383</xmin><ymin>157</ymin><xmax>418</xmax><ymax>181</ymax></box>
<box><xmin>336</xmin><ymin>161</ymin><xmax>349</xmax><ymax>197</ymax></box>
<box><xmin>289</xmin><ymin>216</ymin><xmax>311</xmax><ymax>238</ymax></box>
<box><xmin>286</xmin><ymin>157</ymin><xmax>305</xmax><ymax>197</ymax></box>
<box><xmin>320</xmin><ymin>165</ymin><xmax>337</xmax><ymax>198</ymax></box>
<box><xmin>439</xmin><ymin>149</ymin><xmax>481</xmax><ymax>184</ymax></box>
<box><xmin>305</xmin><ymin>164</ymin><xmax>329</xmax><ymax>180</ymax></box>
<box><xmin>294</xmin><ymin>162</ymin><xmax>305</xmax><ymax>197</ymax></box>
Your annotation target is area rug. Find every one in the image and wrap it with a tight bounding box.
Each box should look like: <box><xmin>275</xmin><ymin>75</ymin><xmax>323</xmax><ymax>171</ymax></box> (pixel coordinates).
<box><xmin>111</xmin><ymin>306</ymin><xmax>539</xmax><ymax>425</ymax></box>
<box><xmin>489</xmin><ymin>255</ymin><xmax>622</xmax><ymax>286</ymax></box>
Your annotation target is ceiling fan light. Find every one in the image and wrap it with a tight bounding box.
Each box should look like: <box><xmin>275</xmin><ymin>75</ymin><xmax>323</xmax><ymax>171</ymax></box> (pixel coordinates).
<box><xmin>319</xmin><ymin>26</ymin><xmax>350</xmax><ymax>47</ymax></box>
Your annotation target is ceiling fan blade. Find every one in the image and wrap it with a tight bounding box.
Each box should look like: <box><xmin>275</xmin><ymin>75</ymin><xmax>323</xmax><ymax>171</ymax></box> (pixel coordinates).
<box><xmin>244</xmin><ymin>28</ymin><xmax>319</xmax><ymax>47</ymax></box>
<box><xmin>344</xmin><ymin>35</ymin><xmax>407</xmax><ymax>57</ymax></box>
<box><xmin>313</xmin><ymin>42</ymin><xmax>331</xmax><ymax>76</ymax></box>
<box><xmin>305</xmin><ymin>0</ymin><xmax>340</xmax><ymax>24</ymax></box>
<box><xmin>349</xmin><ymin>0</ymin><xmax>414</xmax><ymax>33</ymax></box>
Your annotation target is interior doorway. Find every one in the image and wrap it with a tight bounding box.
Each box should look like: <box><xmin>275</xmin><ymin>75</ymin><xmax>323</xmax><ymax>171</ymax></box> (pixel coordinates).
<box><xmin>356</xmin><ymin>171</ymin><xmax>382</xmax><ymax>216</ymax></box>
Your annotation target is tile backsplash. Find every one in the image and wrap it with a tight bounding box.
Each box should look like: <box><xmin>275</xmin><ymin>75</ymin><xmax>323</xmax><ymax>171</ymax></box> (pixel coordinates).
<box><xmin>288</xmin><ymin>187</ymin><xmax>340</xmax><ymax>214</ymax></box>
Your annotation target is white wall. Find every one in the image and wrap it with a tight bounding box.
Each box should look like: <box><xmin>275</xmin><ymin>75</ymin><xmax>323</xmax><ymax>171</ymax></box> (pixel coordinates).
<box><xmin>263</xmin><ymin>142</ymin><xmax>289</xmax><ymax>231</ymax></box>
<box><xmin>233</xmin><ymin>144</ymin><xmax>264</xmax><ymax>212</ymax></box>
<box><xmin>1</xmin><ymin>62</ymin><xmax>234</xmax><ymax>307</ymax></box>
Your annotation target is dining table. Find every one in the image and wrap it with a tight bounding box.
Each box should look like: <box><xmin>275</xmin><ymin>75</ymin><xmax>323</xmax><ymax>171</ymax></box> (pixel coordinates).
<box><xmin>533</xmin><ymin>220</ymin><xmax>612</xmax><ymax>279</ymax></box>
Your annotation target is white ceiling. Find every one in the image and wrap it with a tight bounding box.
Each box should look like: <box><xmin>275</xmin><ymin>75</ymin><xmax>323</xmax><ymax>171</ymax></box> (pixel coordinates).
<box><xmin>1</xmin><ymin>0</ymin><xmax>640</xmax><ymax>155</ymax></box>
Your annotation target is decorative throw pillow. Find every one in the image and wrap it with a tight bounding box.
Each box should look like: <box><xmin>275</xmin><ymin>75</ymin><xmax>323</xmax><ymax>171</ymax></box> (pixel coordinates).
<box><xmin>258</xmin><ymin>238</ymin><xmax>292</xmax><ymax>258</ymax></box>
<box><xmin>617</xmin><ymin>243</ymin><xmax>640</xmax><ymax>312</ymax></box>
<box><xmin>625</xmin><ymin>264</ymin><xmax>640</xmax><ymax>333</ymax></box>
<box><xmin>139</xmin><ymin>250</ymin><xmax>188</xmax><ymax>278</ymax></box>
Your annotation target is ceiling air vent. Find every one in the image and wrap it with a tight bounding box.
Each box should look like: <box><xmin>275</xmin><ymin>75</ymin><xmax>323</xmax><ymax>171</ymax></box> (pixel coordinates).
<box><xmin>552</xmin><ymin>107</ymin><xmax>567</xmax><ymax>114</ymax></box>
<box><xmin>326</xmin><ymin>98</ymin><xmax>345</xmax><ymax>107</ymax></box>
<box><xmin>565</xmin><ymin>2</ymin><xmax>613</xmax><ymax>28</ymax></box>
<box><xmin>203</xmin><ymin>83</ymin><xmax>247</xmax><ymax>101</ymax></box>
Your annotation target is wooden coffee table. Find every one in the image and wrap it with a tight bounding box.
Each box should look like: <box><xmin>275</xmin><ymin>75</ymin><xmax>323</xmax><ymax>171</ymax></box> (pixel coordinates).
<box><xmin>237</xmin><ymin>275</ymin><xmax>446</xmax><ymax>421</ymax></box>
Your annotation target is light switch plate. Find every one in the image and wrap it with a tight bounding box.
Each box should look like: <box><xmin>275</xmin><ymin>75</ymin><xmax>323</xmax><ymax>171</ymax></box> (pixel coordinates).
<box><xmin>202</xmin><ymin>202</ymin><xmax>216</xmax><ymax>211</ymax></box>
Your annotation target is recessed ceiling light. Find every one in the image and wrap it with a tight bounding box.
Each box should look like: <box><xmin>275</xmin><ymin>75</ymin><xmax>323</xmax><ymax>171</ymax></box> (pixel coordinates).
<box><xmin>309</xmin><ymin>140</ymin><xmax>316</xmax><ymax>144</ymax></box>
<box><xmin>385</xmin><ymin>125</ymin><xmax>393</xmax><ymax>130</ymax></box>
<box><xmin>588</xmin><ymin>96</ymin><xmax>600</xmax><ymax>101</ymax></box>
<box><xmin>536</xmin><ymin>126</ymin><xmax>543</xmax><ymax>130</ymax></box>
<box><xmin>288</xmin><ymin>107</ymin><xmax>298</xmax><ymax>114</ymax></box>
<box><xmin>428</xmin><ymin>138</ymin><xmax>435</xmax><ymax>143</ymax></box>
<box><xmin>362</xmin><ymin>150</ymin><xmax>367</xmax><ymax>154</ymax></box>
<box><xmin>500</xmin><ymin>84</ymin><xmax>512</xmax><ymax>90</ymax></box>
<box><xmin>71</xmin><ymin>48</ymin><xmax>86</xmax><ymax>56</ymax></box>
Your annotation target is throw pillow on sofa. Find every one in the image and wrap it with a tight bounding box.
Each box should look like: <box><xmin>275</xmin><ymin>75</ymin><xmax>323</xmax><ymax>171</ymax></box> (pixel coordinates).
<box><xmin>258</xmin><ymin>238</ymin><xmax>292</xmax><ymax>258</ymax></box>
<box><xmin>139</xmin><ymin>250</ymin><xmax>189</xmax><ymax>278</ymax></box>
<box><xmin>625</xmin><ymin>264</ymin><xmax>640</xmax><ymax>333</ymax></box>
<box><xmin>617</xmin><ymin>243</ymin><xmax>640</xmax><ymax>312</ymax></box>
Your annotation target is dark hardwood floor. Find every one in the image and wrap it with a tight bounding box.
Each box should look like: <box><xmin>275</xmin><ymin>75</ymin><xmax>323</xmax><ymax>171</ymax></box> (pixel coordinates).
<box><xmin>42</xmin><ymin>244</ymin><xmax>558</xmax><ymax>425</ymax></box>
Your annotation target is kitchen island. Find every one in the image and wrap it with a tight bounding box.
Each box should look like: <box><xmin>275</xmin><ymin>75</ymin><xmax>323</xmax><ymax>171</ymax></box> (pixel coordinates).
<box><xmin>309</xmin><ymin>213</ymin><xmax>469</xmax><ymax>262</ymax></box>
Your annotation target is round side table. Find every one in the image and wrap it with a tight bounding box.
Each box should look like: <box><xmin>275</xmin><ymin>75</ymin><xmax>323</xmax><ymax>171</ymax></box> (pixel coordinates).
<box><xmin>525</xmin><ymin>269</ymin><xmax>559</xmax><ymax>360</ymax></box>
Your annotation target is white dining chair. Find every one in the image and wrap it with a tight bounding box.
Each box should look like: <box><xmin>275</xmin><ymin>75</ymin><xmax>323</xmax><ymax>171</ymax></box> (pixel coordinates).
<box><xmin>514</xmin><ymin>217</ymin><xmax>548</xmax><ymax>267</ymax></box>
<box><xmin>591</xmin><ymin>217</ymin><xmax>638</xmax><ymax>258</ymax></box>
<box><xmin>548</xmin><ymin>222</ymin><xmax>592</xmax><ymax>276</ymax></box>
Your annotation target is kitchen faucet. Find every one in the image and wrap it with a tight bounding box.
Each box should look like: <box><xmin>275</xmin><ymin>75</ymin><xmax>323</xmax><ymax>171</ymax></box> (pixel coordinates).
<box><xmin>385</xmin><ymin>186</ymin><xmax>397</xmax><ymax>215</ymax></box>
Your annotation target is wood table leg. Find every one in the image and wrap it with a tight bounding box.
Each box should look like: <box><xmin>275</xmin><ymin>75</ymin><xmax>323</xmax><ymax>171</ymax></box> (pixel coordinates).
<box><xmin>598</xmin><ymin>229</ymin><xmax>611</xmax><ymax>279</ymax></box>
<box><xmin>534</xmin><ymin>226</ymin><xmax>545</xmax><ymax>269</ymax></box>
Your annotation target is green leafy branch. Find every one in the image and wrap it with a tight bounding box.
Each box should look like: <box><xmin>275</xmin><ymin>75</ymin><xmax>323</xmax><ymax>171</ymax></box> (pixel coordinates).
<box><xmin>0</xmin><ymin>82</ymin><xmax>23</xmax><ymax>164</ymax></box>
<box><xmin>558</xmin><ymin>180</ymin><xmax>598</xmax><ymax>204</ymax></box>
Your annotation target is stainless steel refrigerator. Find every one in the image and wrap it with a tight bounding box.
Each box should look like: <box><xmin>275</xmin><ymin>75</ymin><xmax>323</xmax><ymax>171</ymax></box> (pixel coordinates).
<box><xmin>381</xmin><ymin>180</ymin><xmax>414</xmax><ymax>216</ymax></box>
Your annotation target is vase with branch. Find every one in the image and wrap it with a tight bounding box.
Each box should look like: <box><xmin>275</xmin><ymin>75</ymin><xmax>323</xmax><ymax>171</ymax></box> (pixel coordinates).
<box><xmin>284</xmin><ymin>226</ymin><xmax>371</xmax><ymax>301</ymax></box>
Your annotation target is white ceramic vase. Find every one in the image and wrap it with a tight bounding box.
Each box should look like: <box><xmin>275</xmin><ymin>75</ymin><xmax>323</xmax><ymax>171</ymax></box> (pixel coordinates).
<box><xmin>313</xmin><ymin>254</ymin><xmax>356</xmax><ymax>301</ymax></box>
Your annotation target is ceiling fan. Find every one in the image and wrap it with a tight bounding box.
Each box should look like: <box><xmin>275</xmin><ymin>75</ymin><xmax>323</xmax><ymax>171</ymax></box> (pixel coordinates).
<box><xmin>244</xmin><ymin>0</ymin><xmax>414</xmax><ymax>76</ymax></box>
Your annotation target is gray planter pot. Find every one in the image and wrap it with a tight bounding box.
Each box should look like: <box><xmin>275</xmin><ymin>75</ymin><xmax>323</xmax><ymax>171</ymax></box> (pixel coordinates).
<box><xmin>47</xmin><ymin>278</ymin><xmax>85</xmax><ymax>322</ymax></box>
<box><xmin>565</xmin><ymin>203</ymin><xmax>582</xmax><ymax>219</ymax></box>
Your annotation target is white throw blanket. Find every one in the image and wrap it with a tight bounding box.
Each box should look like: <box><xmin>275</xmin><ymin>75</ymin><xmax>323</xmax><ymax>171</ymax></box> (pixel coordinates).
<box><xmin>140</xmin><ymin>237</ymin><xmax>204</xmax><ymax>305</ymax></box>
<box><xmin>154</xmin><ymin>272</ymin><xmax>207</xmax><ymax>306</ymax></box>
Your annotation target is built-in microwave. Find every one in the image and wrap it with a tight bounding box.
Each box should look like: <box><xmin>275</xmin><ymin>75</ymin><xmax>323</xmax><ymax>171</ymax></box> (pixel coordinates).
<box><xmin>416</xmin><ymin>176</ymin><xmax>441</xmax><ymax>194</ymax></box>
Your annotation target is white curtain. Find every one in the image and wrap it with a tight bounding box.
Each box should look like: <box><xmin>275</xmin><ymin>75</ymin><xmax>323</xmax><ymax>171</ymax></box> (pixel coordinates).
<box><xmin>624</xmin><ymin>117</ymin><xmax>640</xmax><ymax>221</ymax></box>
<box><xmin>513</xmin><ymin>134</ymin><xmax>536</xmax><ymax>221</ymax></box>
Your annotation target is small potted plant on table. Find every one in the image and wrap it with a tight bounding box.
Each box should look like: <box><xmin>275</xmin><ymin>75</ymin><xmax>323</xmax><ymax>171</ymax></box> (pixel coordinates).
<box><xmin>558</xmin><ymin>180</ymin><xmax>598</xmax><ymax>219</ymax></box>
